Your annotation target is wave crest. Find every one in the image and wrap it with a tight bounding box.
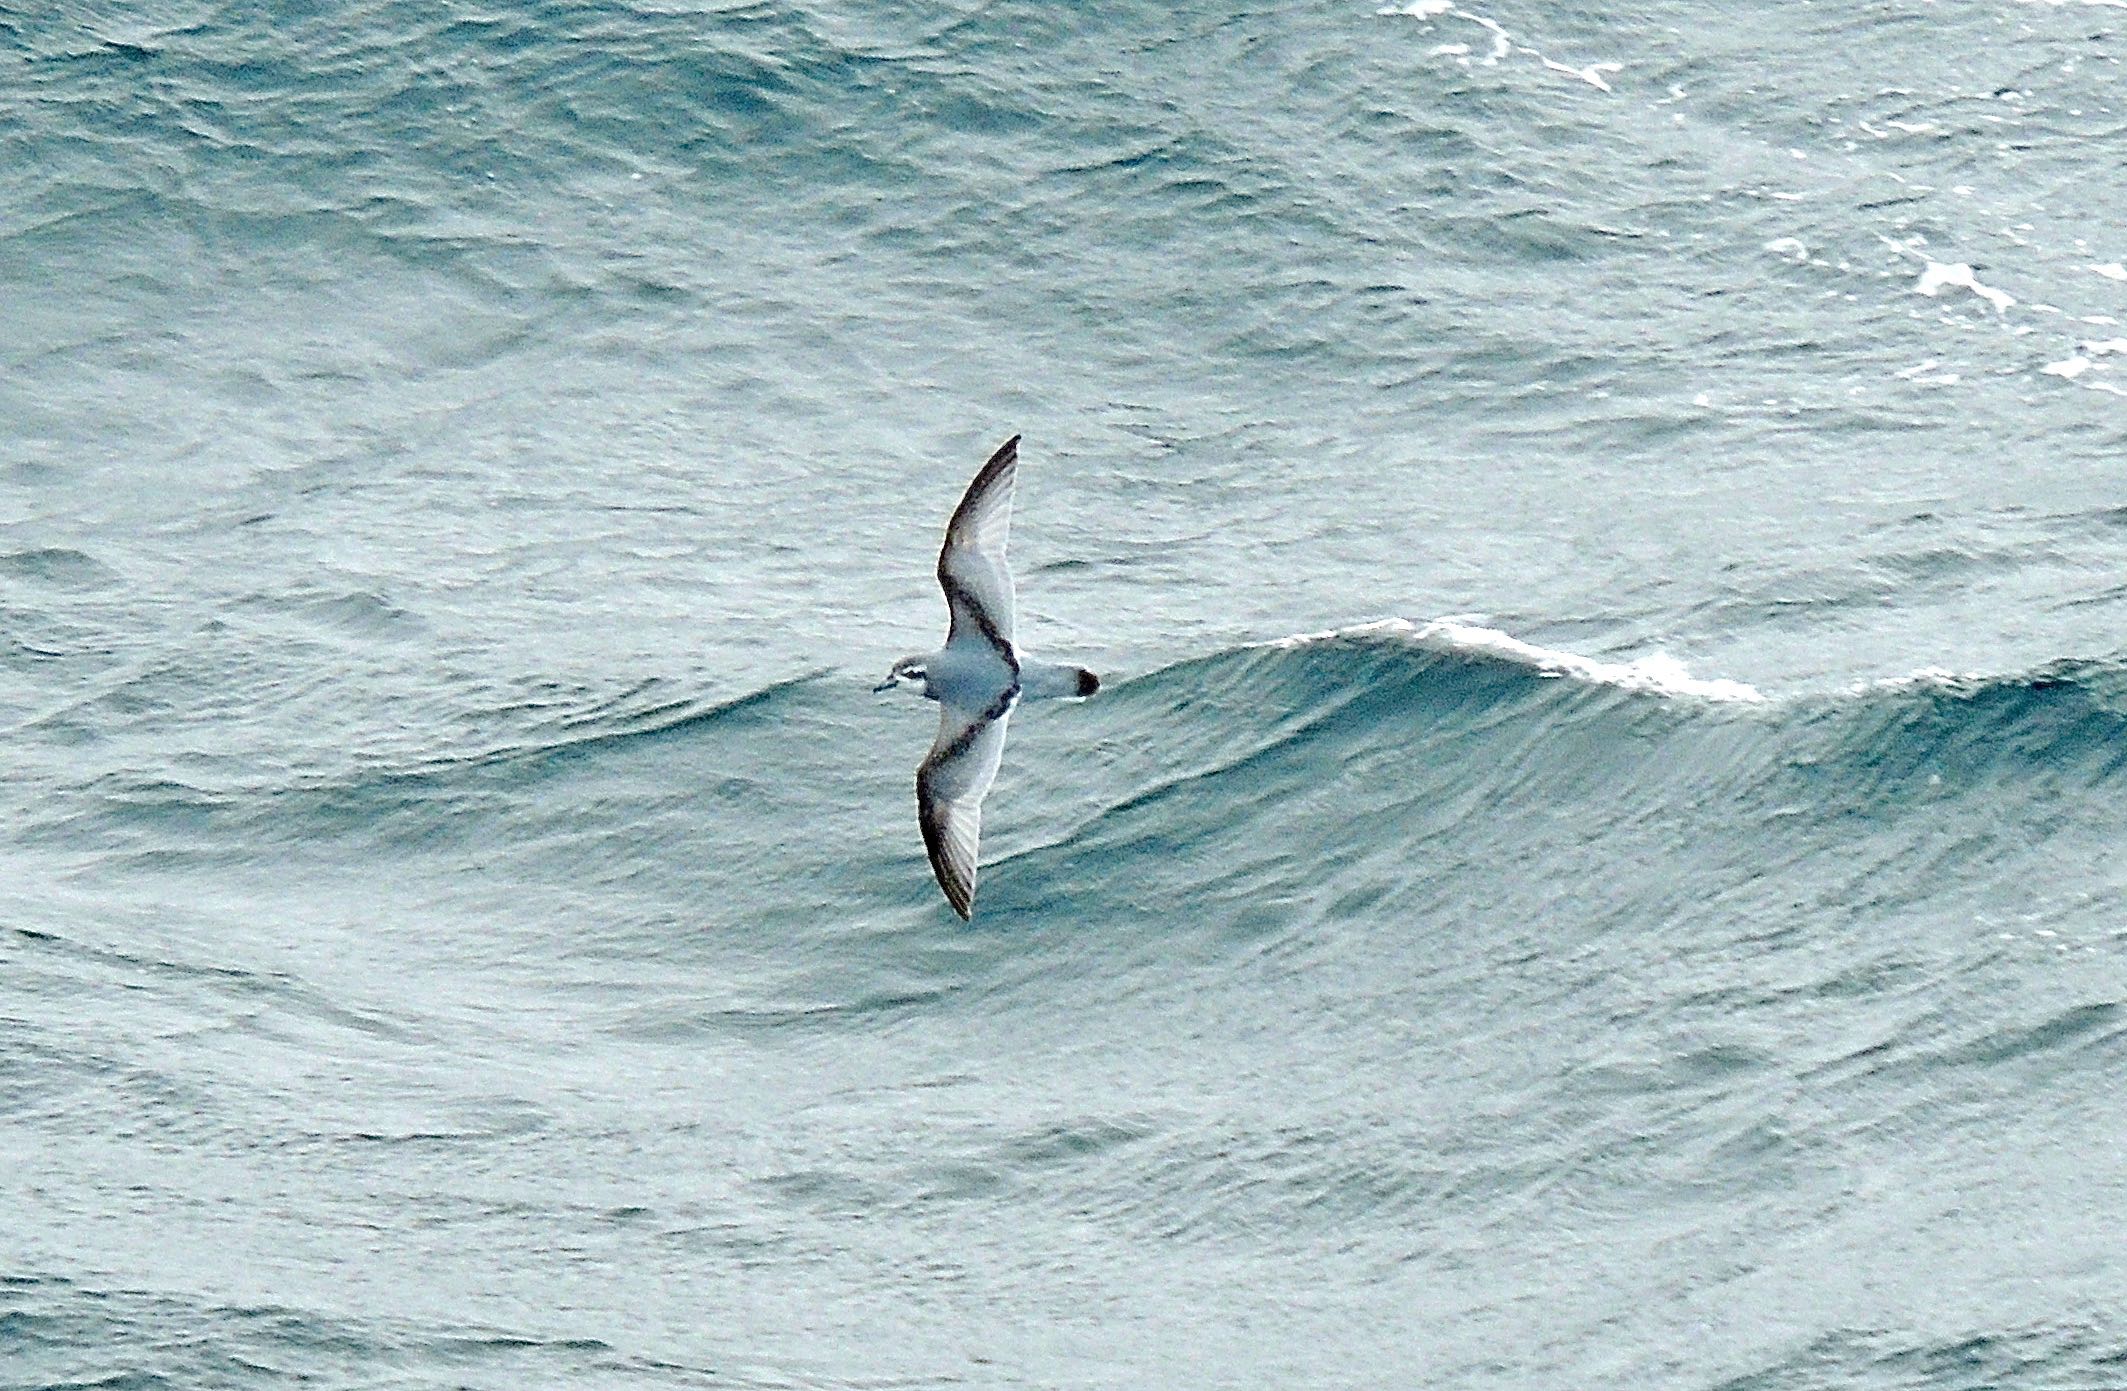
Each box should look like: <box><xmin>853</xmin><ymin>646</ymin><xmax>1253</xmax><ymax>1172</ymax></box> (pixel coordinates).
<box><xmin>1263</xmin><ymin>618</ymin><xmax>1768</xmax><ymax>703</ymax></box>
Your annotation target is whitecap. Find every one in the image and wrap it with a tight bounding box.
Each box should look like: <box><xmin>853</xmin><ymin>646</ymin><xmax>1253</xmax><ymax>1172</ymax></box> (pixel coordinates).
<box><xmin>1852</xmin><ymin>666</ymin><xmax>1971</xmax><ymax>695</ymax></box>
<box><xmin>1271</xmin><ymin>618</ymin><xmax>1767</xmax><ymax>703</ymax></box>
<box><xmin>1535</xmin><ymin>54</ymin><xmax>1621</xmax><ymax>91</ymax></box>
<box><xmin>1894</xmin><ymin>359</ymin><xmax>1961</xmax><ymax>385</ymax></box>
<box><xmin>1914</xmin><ymin>261</ymin><xmax>2015</xmax><ymax>312</ymax></box>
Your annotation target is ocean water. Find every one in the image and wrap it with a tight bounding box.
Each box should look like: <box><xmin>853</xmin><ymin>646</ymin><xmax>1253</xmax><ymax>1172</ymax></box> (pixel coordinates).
<box><xmin>5</xmin><ymin>0</ymin><xmax>2127</xmax><ymax>1385</ymax></box>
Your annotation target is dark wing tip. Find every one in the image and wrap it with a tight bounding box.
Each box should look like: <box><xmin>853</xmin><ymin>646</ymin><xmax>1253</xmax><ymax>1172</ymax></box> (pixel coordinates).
<box><xmin>1076</xmin><ymin>668</ymin><xmax>1100</xmax><ymax>697</ymax></box>
<box><xmin>964</xmin><ymin>436</ymin><xmax>1019</xmax><ymax>498</ymax></box>
<box><xmin>916</xmin><ymin>779</ymin><xmax>977</xmax><ymax>919</ymax></box>
<box><xmin>934</xmin><ymin>855</ymin><xmax>974</xmax><ymax>919</ymax></box>
<box><xmin>940</xmin><ymin>434</ymin><xmax>1023</xmax><ymax>563</ymax></box>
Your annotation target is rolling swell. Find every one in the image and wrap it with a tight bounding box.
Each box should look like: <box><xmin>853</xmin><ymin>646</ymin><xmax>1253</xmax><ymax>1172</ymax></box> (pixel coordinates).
<box><xmin>26</xmin><ymin>618</ymin><xmax>2119</xmax><ymax>913</ymax></box>
<box><xmin>15</xmin><ymin>671</ymin><xmax>832</xmax><ymax>870</ymax></box>
<box><xmin>990</xmin><ymin>622</ymin><xmax>2124</xmax><ymax>943</ymax></box>
<box><xmin>1805</xmin><ymin>659</ymin><xmax>2127</xmax><ymax>800</ymax></box>
<box><xmin>1116</xmin><ymin>621</ymin><xmax>2127</xmax><ymax>808</ymax></box>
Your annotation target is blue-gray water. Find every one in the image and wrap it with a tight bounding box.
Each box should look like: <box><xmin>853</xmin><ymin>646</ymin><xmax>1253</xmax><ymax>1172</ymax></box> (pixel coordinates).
<box><xmin>5</xmin><ymin>1</ymin><xmax>2127</xmax><ymax>1386</ymax></box>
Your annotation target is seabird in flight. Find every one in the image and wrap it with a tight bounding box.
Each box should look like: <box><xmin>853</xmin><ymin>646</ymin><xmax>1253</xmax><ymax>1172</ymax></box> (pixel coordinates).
<box><xmin>875</xmin><ymin>436</ymin><xmax>1100</xmax><ymax>919</ymax></box>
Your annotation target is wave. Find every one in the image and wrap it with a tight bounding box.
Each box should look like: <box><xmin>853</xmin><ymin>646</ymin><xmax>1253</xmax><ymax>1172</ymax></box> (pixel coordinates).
<box><xmin>968</xmin><ymin>618</ymin><xmax>2127</xmax><ymax>926</ymax></box>
<box><xmin>14</xmin><ymin>671</ymin><xmax>836</xmax><ymax>868</ymax></box>
<box><xmin>1258</xmin><ymin>617</ymin><xmax>1769</xmax><ymax>702</ymax></box>
<box><xmin>0</xmin><ymin>1273</ymin><xmax>679</xmax><ymax>1389</ymax></box>
<box><xmin>1110</xmin><ymin>618</ymin><xmax>2127</xmax><ymax>785</ymax></box>
<box><xmin>21</xmin><ymin>620</ymin><xmax>2125</xmax><ymax>907</ymax></box>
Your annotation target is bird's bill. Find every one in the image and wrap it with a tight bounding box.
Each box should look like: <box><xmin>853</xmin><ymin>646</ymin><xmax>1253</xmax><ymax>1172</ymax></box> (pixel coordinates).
<box><xmin>872</xmin><ymin>675</ymin><xmax>899</xmax><ymax>693</ymax></box>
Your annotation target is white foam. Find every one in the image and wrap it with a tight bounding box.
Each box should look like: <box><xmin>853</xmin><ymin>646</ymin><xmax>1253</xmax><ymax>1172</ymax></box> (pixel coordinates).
<box><xmin>1270</xmin><ymin>619</ymin><xmax>1766</xmax><ymax>704</ymax></box>
<box><xmin>2093</xmin><ymin>263</ymin><xmax>2127</xmax><ymax>281</ymax></box>
<box><xmin>1893</xmin><ymin>359</ymin><xmax>1961</xmax><ymax>386</ymax></box>
<box><xmin>2043</xmin><ymin>356</ymin><xmax>2094</xmax><ymax>379</ymax></box>
<box><xmin>1535</xmin><ymin>54</ymin><xmax>1621</xmax><ymax>91</ymax></box>
<box><xmin>1469</xmin><ymin>13</ymin><xmax>1510</xmax><ymax>62</ymax></box>
<box><xmin>1914</xmin><ymin>261</ymin><xmax>2015</xmax><ymax>312</ymax></box>
<box><xmin>1853</xmin><ymin>666</ymin><xmax>1971</xmax><ymax>696</ymax></box>
<box><xmin>1380</xmin><ymin>3</ymin><xmax>1616</xmax><ymax>88</ymax></box>
<box><xmin>2083</xmin><ymin>337</ymin><xmax>2127</xmax><ymax>356</ymax></box>
<box><xmin>1765</xmin><ymin>237</ymin><xmax>1808</xmax><ymax>261</ymax></box>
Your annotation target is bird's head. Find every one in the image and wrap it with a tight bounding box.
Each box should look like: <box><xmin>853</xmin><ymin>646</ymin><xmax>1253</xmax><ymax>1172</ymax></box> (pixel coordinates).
<box><xmin>873</xmin><ymin>656</ymin><xmax>931</xmax><ymax>696</ymax></box>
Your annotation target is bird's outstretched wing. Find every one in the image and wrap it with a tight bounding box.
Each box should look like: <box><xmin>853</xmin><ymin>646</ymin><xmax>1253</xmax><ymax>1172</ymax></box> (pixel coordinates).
<box><xmin>916</xmin><ymin>686</ymin><xmax>1017</xmax><ymax>919</ymax></box>
<box><xmin>937</xmin><ymin>435</ymin><xmax>1019</xmax><ymax>654</ymax></box>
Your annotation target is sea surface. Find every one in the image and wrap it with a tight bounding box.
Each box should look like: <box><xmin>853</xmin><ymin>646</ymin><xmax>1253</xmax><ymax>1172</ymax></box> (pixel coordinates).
<box><xmin>5</xmin><ymin>1</ymin><xmax>2127</xmax><ymax>1386</ymax></box>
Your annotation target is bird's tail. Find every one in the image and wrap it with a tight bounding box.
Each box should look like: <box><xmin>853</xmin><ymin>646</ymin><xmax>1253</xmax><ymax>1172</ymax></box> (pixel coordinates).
<box><xmin>1020</xmin><ymin>661</ymin><xmax>1100</xmax><ymax>701</ymax></box>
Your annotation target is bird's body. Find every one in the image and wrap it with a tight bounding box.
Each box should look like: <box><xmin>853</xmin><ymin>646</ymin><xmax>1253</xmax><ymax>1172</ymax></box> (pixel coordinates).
<box><xmin>911</xmin><ymin>640</ymin><xmax>1018</xmax><ymax>706</ymax></box>
<box><xmin>876</xmin><ymin>436</ymin><xmax>1099</xmax><ymax>919</ymax></box>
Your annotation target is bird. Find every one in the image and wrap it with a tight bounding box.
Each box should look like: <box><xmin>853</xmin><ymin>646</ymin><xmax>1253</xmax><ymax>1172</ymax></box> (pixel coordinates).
<box><xmin>875</xmin><ymin>435</ymin><xmax>1100</xmax><ymax>919</ymax></box>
